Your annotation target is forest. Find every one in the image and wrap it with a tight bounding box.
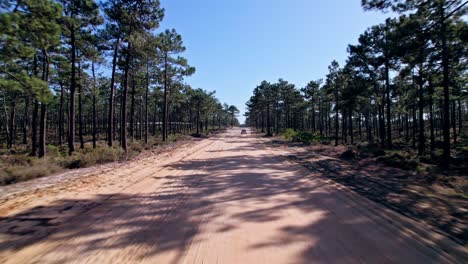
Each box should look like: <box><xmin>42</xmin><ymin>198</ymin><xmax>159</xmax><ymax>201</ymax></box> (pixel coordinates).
<box><xmin>0</xmin><ymin>0</ymin><xmax>239</xmax><ymax>184</ymax></box>
<box><xmin>246</xmin><ymin>0</ymin><xmax>467</xmax><ymax>169</ymax></box>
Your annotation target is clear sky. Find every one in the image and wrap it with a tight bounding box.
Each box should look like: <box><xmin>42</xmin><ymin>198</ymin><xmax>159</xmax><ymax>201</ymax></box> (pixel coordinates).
<box><xmin>159</xmin><ymin>0</ymin><xmax>389</xmax><ymax>123</ymax></box>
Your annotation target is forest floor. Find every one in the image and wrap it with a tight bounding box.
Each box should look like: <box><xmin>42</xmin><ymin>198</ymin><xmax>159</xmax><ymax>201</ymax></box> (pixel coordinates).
<box><xmin>262</xmin><ymin>136</ymin><xmax>468</xmax><ymax>245</ymax></box>
<box><xmin>0</xmin><ymin>128</ymin><xmax>466</xmax><ymax>263</ymax></box>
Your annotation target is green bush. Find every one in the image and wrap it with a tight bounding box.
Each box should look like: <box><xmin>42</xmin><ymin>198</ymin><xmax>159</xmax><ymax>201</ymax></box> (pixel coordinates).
<box><xmin>293</xmin><ymin>131</ymin><xmax>324</xmax><ymax>145</ymax></box>
<box><xmin>282</xmin><ymin>128</ymin><xmax>297</xmax><ymax>141</ymax></box>
<box><xmin>356</xmin><ymin>142</ymin><xmax>385</xmax><ymax>158</ymax></box>
<box><xmin>376</xmin><ymin>152</ymin><xmax>418</xmax><ymax>170</ymax></box>
<box><xmin>46</xmin><ymin>144</ymin><xmax>60</xmax><ymax>157</ymax></box>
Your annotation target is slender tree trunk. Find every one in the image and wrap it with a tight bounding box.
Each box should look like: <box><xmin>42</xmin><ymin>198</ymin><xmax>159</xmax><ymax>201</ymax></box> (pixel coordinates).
<box><xmin>9</xmin><ymin>98</ymin><xmax>16</xmax><ymax>148</ymax></box>
<box><xmin>440</xmin><ymin>4</ymin><xmax>450</xmax><ymax>167</ymax></box>
<box><xmin>429</xmin><ymin>77</ymin><xmax>435</xmax><ymax>153</ymax></box>
<box><xmin>418</xmin><ymin>68</ymin><xmax>425</xmax><ymax>155</ymax></box>
<box><xmin>196</xmin><ymin>110</ymin><xmax>200</xmax><ymax>134</ymax></box>
<box><xmin>108</xmin><ymin>36</ymin><xmax>120</xmax><ymax>147</ymax></box>
<box><xmin>120</xmin><ymin>42</ymin><xmax>132</xmax><ymax>153</ymax></box>
<box><xmin>349</xmin><ymin>109</ymin><xmax>353</xmax><ymax>144</ymax></box>
<box><xmin>31</xmin><ymin>100</ymin><xmax>38</xmax><ymax>156</ymax></box>
<box><xmin>266</xmin><ymin>103</ymin><xmax>271</xmax><ymax>136</ymax></box>
<box><xmin>452</xmin><ymin>101</ymin><xmax>457</xmax><ymax>145</ymax></box>
<box><xmin>319</xmin><ymin>99</ymin><xmax>323</xmax><ymax>136</ymax></box>
<box><xmin>162</xmin><ymin>53</ymin><xmax>169</xmax><ymax>141</ymax></box>
<box><xmin>39</xmin><ymin>50</ymin><xmax>50</xmax><ymax>158</ymax></box>
<box><xmin>68</xmin><ymin>25</ymin><xmax>77</xmax><ymax>155</ymax></box>
<box><xmin>385</xmin><ymin>59</ymin><xmax>392</xmax><ymax>148</ymax></box>
<box><xmin>334</xmin><ymin>106</ymin><xmax>339</xmax><ymax>146</ymax></box>
<box><xmin>22</xmin><ymin>96</ymin><xmax>29</xmax><ymax>144</ymax></box>
<box><xmin>2</xmin><ymin>95</ymin><xmax>11</xmax><ymax>148</ymax></box>
<box><xmin>412</xmin><ymin>105</ymin><xmax>417</xmax><ymax>149</ymax></box>
<box><xmin>458</xmin><ymin>98</ymin><xmax>462</xmax><ymax>135</ymax></box>
<box><xmin>130</xmin><ymin>74</ymin><xmax>135</xmax><ymax>138</ymax></box>
<box><xmin>311</xmin><ymin>102</ymin><xmax>316</xmax><ymax>132</ymax></box>
<box><xmin>405</xmin><ymin>112</ymin><xmax>409</xmax><ymax>143</ymax></box>
<box><xmin>144</xmin><ymin>60</ymin><xmax>149</xmax><ymax>144</ymax></box>
<box><xmin>342</xmin><ymin>109</ymin><xmax>347</xmax><ymax>144</ymax></box>
<box><xmin>58</xmin><ymin>82</ymin><xmax>64</xmax><ymax>146</ymax></box>
<box><xmin>78</xmin><ymin>61</ymin><xmax>84</xmax><ymax>149</ymax></box>
<box><xmin>30</xmin><ymin>54</ymin><xmax>39</xmax><ymax>156</ymax></box>
<box><xmin>378</xmin><ymin>103</ymin><xmax>385</xmax><ymax>147</ymax></box>
<box><xmin>358</xmin><ymin>113</ymin><xmax>362</xmax><ymax>140</ymax></box>
<box><xmin>261</xmin><ymin>110</ymin><xmax>265</xmax><ymax>132</ymax></box>
<box><xmin>92</xmin><ymin>61</ymin><xmax>97</xmax><ymax>149</ymax></box>
<box><xmin>39</xmin><ymin>103</ymin><xmax>47</xmax><ymax>158</ymax></box>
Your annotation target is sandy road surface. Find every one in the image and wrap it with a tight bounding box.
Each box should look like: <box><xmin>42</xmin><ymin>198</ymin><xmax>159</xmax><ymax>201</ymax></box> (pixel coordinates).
<box><xmin>0</xmin><ymin>129</ymin><xmax>466</xmax><ymax>263</ymax></box>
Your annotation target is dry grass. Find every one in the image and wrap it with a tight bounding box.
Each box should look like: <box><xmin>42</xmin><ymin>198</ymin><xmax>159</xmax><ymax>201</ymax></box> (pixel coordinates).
<box><xmin>0</xmin><ymin>133</ymin><xmax>194</xmax><ymax>186</ymax></box>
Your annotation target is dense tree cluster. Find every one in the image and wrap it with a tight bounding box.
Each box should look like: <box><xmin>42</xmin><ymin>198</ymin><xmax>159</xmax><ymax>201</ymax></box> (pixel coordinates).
<box><xmin>246</xmin><ymin>0</ymin><xmax>467</xmax><ymax>167</ymax></box>
<box><xmin>0</xmin><ymin>0</ymin><xmax>239</xmax><ymax>157</ymax></box>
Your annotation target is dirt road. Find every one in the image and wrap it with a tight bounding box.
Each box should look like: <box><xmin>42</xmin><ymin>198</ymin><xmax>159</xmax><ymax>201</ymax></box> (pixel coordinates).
<box><xmin>0</xmin><ymin>129</ymin><xmax>466</xmax><ymax>263</ymax></box>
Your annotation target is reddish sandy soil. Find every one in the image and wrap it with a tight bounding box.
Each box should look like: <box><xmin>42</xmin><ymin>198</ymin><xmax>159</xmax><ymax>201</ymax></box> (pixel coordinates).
<box><xmin>264</xmin><ymin>138</ymin><xmax>468</xmax><ymax>245</ymax></box>
<box><xmin>0</xmin><ymin>129</ymin><xmax>466</xmax><ymax>263</ymax></box>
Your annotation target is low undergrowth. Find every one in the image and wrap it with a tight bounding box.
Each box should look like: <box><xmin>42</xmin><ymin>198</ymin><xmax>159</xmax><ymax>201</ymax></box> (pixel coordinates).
<box><xmin>281</xmin><ymin>129</ymin><xmax>328</xmax><ymax>145</ymax></box>
<box><xmin>277</xmin><ymin>129</ymin><xmax>467</xmax><ymax>177</ymax></box>
<box><xmin>0</xmin><ymin>134</ymin><xmax>192</xmax><ymax>186</ymax></box>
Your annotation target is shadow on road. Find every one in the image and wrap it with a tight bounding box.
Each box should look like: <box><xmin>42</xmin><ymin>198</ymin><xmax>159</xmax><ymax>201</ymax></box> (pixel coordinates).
<box><xmin>0</xmin><ymin>134</ymin><xmax>462</xmax><ymax>263</ymax></box>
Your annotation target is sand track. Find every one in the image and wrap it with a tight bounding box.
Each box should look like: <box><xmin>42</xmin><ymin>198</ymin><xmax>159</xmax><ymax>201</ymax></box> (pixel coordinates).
<box><xmin>0</xmin><ymin>129</ymin><xmax>466</xmax><ymax>263</ymax></box>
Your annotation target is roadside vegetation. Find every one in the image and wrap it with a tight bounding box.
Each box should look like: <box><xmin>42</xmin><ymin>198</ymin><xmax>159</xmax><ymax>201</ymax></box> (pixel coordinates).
<box><xmin>279</xmin><ymin>128</ymin><xmax>467</xmax><ymax>175</ymax></box>
<box><xmin>0</xmin><ymin>0</ymin><xmax>240</xmax><ymax>184</ymax></box>
<box><xmin>246</xmin><ymin>0</ymin><xmax>467</xmax><ymax>171</ymax></box>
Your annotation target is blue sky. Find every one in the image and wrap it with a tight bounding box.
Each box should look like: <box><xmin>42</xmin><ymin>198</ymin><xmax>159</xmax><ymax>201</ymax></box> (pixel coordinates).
<box><xmin>159</xmin><ymin>0</ymin><xmax>390</xmax><ymax>123</ymax></box>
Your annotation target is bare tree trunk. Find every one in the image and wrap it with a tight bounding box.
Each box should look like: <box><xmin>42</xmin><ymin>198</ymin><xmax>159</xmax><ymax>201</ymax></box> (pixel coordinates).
<box><xmin>22</xmin><ymin>96</ymin><xmax>29</xmax><ymax>144</ymax></box>
<box><xmin>92</xmin><ymin>61</ymin><xmax>97</xmax><ymax>149</ymax></box>
<box><xmin>108</xmin><ymin>36</ymin><xmax>120</xmax><ymax>147</ymax></box>
<box><xmin>120</xmin><ymin>42</ymin><xmax>132</xmax><ymax>153</ymax></box>
<box><xmin>418</xmin><ymin>68</ymin><xmax>425</xmax><ymax>155</ymax></box>
<box><xmin>68</xmin><ymin>25</ymin><xmax>77</xmax><ymax>155</ymax></box>
<box><xmin>440</xmin><ymin>3</ymin><xmax>450</xmax><ymax>167</ymax></box>
<box><xmin>38</xmin><ymin>103</ymin><xmax>47</xmax><ymax>158</ymax></box>
<box><xmin>349</xmin><ymin>109</ymin><xmax>353</xmax><ymax>144</ymax></box>
<box><xmin>9</xmin><ymin>98</ymin><xmax>16</xmax><ymax>148</ymax></box>
<box><xmin>78</xmin><ymin>61</ymin><xmax>84</xmax><ymax>149</ymax></box>
<box><xmin>452</xmin><ymin>101</ymin><xmax>457</xmax><ymax>146</ymax></box>
<box><xmin>384</xmin><ymin>59</ymin><xmax>392</xmax><ymax>148</ymax></box>
<box><xmin>31</xmin><ymin>100</ymin><xmax>38</xmax><ymax>156</ymax></box>
<box><xmin>39</xmin><ymin>50</ymin><xmax>50</xmax><ymax>158</ymax></box>
<box><xmin>2</xmin><ymin>94</ymin><xmax>11</xmax><ymax>148</ymax></box>
<box><xmin>266</xmin><ymin>102</ymin><xmax>271</xmax><ymax>136</ymax></box>
<box><xmin>130</xmin><ymin>74</ymin><xmax>135</xmax><ymax>139</ymax></box>
<box><xmin>162</xmin><ymin>53</ymin><xmax>168</xmax><ymax>141</ymax></box>
<box><xmin>429</xmin><ymin>77</ymin><xmax>435</xmax><ymax>153</ymax></box>
<box><xmin>144</xmin><ymin>60</ymin><xmax>149</xmax><ymax>144</ymax></box>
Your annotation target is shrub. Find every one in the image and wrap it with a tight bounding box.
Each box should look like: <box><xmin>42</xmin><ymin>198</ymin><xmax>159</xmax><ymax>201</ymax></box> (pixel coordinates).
<box><xmin>356</xmin><ymin>142</ymin><xmax>385</xmax><ymax>157</ymax></box>
<box><xmin>0</xmin><ymin>170</ymin><xmax>16</xmax><ymax>185</ymax></box>
<box><xmin>62</xmin><ymin>146</ymin><xmax>125</xmax><ymax>169</ymax></box>
<box><xmin>376</xmin><ymin>152</ymin><xmax>418</xmax><ymax>170</ymax></box>
<box><xmin>0</xmin><ymin>158</ymin><xmax>62</xmax><ymax>185</ymax></box>
<box><xmin>95</xmin><ymin>146</ymin><xmax>125</xmax><ymax>163</ymax></box>
<box><xmin>46</xmin><ymin>144</ymin><xmax>60</xmax><ymax>157</ymax></box>
<box><xmin>282</xmin><ymin>128</ymin><xmax>297</xmax><ymax>141</ymax></box>
<box><xmin>293</xmin><ymin>131</ymin><xmax>324</xmax><ymax>145</ymax></box>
